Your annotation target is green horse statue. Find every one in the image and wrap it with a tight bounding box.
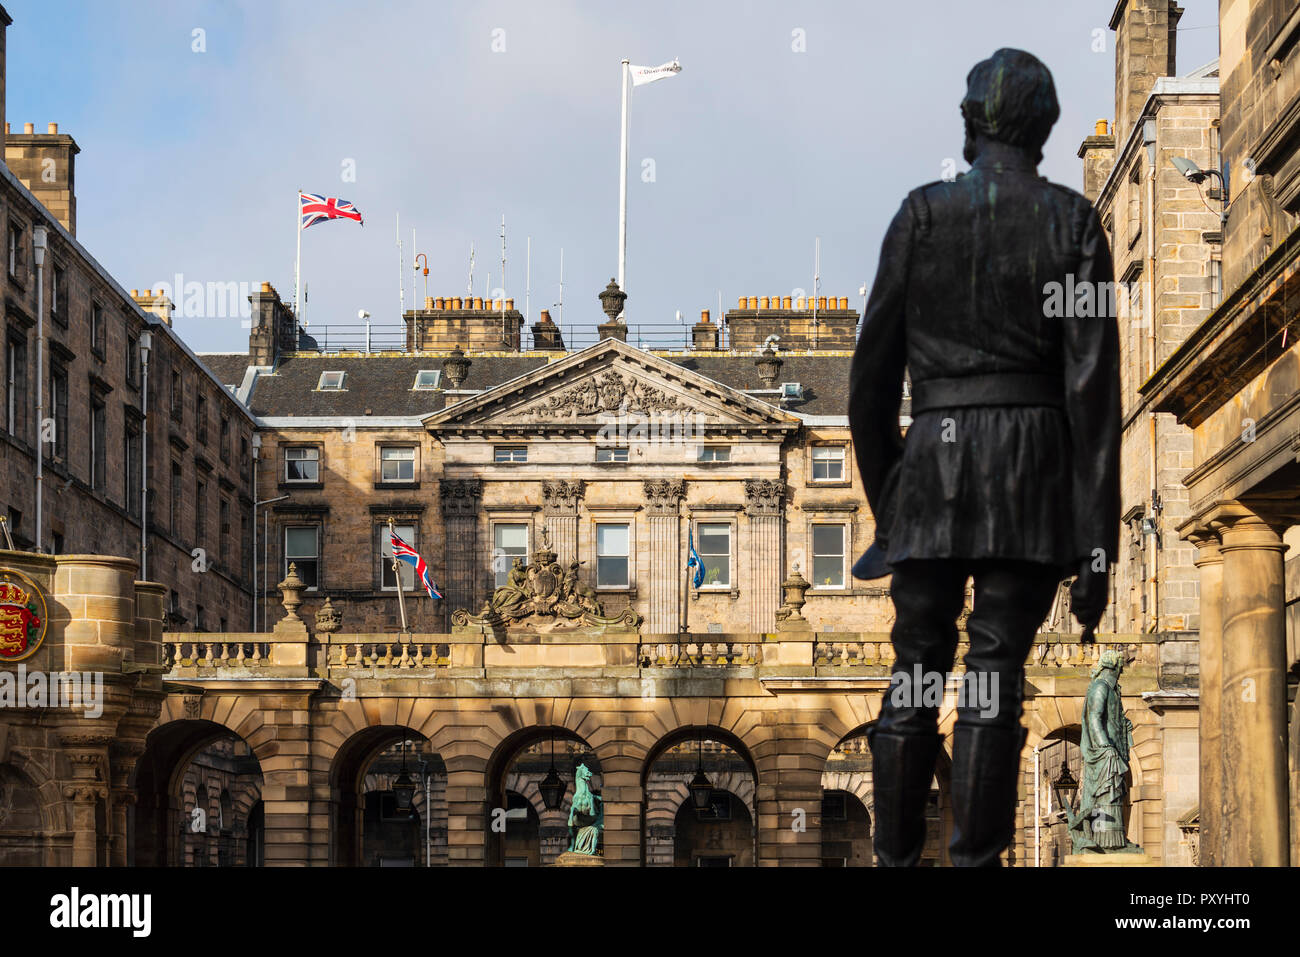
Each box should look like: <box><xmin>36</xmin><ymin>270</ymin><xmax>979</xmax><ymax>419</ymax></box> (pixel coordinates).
<box><xmin>567</xmin><ymin>763</ymin><xmax>603</xmax><ymax>855</ymax></box>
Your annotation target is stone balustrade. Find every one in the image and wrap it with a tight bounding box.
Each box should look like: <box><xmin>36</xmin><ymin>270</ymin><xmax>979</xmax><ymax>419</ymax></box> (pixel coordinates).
<box><xmin>158</xmin><ymin>629</ymin><xmax>1189</xmax><ymax>694</ymax></box>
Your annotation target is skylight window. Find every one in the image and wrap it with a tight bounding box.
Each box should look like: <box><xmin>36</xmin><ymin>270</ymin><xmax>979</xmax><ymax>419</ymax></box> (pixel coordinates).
<box><xmin>317</xmin><ymin>371</ymin><xmax>345</xmax><ymax>390</ymax></box>
<box><xmin>413</xmin><ymin>369</ymin><xmax>441</xmax><ymax>390</ymax></box>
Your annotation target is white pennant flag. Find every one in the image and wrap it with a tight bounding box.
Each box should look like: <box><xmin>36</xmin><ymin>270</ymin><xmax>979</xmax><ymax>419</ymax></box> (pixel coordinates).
<box><xmin>630</xmin><ymin>59</ymin><xmax>682</xmax><ymax>86</ymax></box>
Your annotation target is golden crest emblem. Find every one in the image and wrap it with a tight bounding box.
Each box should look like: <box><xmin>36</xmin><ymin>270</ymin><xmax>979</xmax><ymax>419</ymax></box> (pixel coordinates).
<box><xmin>0</xmin><ymin>568</ymin><xmax>48</xmax><ymax>662</ymax></box>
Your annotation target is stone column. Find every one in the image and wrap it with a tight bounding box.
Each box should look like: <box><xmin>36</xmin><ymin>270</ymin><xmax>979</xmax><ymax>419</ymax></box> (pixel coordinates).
<box><xmin>596</xmin><ymin>753</ymin><xmax>643</xmax><ymax>866</ymax></box>
<box><xmin>1188</xmin><ymin>530</ymin><xmax>1222</xmax><ymax>866</ymax></box>
<box><xmin>745</xmin><ymin>479</ymin><xmax>785</xmax><ymax>633</ymax></box>
<box><xmin>108</xmin><ymin>741</ymin><xmax>145</xmax><ymax>867</ymax></box>
<box><xmin>59</xmin><ymin>734</ymin><xmax>111</xmax><ymax>867</ymax></box>
<box><xmin>753</xmin><ymin>734</ymin><xmax>824</xmax><ymax>866</ymax></box>
<box><xmin>1214</xmin><ymin>505</ymin><xmax>1291</xmax><ymax>866</ymax></box>
<box><xmin>542</xmin><ymin>479</ymin><xmax>585</xmax><ymax>563</ymax></box>
<box><xmin>257</xmin><ymin>695</ymin><xmax>316</xmax><ymax>866</ymax></box>
<box><xmin>643</xmin><ymin>480</ymin><xmax>684</xmax><ymax>635</ymax></box>
<box><xmin>440</xmin><ymin>479</ymin><xmax>483</xmax><ymax>626</ymax></box>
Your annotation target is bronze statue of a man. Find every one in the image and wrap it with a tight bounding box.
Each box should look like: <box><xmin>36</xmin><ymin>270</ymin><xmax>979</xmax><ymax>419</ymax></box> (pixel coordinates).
<box><xmin>850</xmin><ymin>49</ymin><xmax>1120</xmax><ymax>866</ymax></box>
<box><xmin>1068</xmin><ymin>649</ymin><xmax>1139</xmax><ymax>854</ymax></box>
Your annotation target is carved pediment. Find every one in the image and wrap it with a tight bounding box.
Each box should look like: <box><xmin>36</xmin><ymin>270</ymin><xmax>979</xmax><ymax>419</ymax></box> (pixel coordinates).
<box><xmin>422</xmin><ymin>338</ymin><xmax>799</xmax><ymax>432</ymax></box>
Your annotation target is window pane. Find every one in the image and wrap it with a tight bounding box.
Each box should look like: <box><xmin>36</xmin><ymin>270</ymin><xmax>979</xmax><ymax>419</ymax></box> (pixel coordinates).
<box><xmin>596</xmin><ymin>524</ymin><xmax>629</xmax><ymax>556</ymax></box>
<box><xmin>596</xmin><ymin>557</ymin><xmax>628</xmax><ymax>587</ymax></box>
<box><xmin>381</xmin><ymin>447</ymin><xmax>415</xmax><ymax>481</ymax></box>
<box><xmin>699</xmin><ymin>446</ymin><xmax>730</xmax><ymax>462</ymax></box>
<box><xmin>493</xmin><ymin>524</ymin><xmax>528</xmax><ymax>587</ymax></box>
<box><xmin>812</xmin><ymin>447</ymin><xmax>844</xmax><ymax>481</ymax></box>
<box><xmin>812</xmin><ymin>525</ymin><xmax>845</xmax><ymax>587</ymax></box>
<box><xmin>698</xmin><ymin>523</ymin><xmax>730</xmax><ymax>586</ymax></box>
<box><xmin>285</xmin><ymin>527</ymin><xmax>317</xmax><ymax>557</ymax></box>
<box><xmin>381</xmin><ymin>524</ymin><xmax>416</xmax><ymax>589</ymax></box>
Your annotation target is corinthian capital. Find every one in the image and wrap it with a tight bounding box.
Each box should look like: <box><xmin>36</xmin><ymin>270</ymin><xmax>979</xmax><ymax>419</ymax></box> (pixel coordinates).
<box><xmin>440</xmin><ymin>479</ymin><xmax>484</xmax><ymax>516</ymax></box>
<box><xmin>744</xmin><ymin>478</ymin><xmax>786</xmax><ymax>516</ymax></box>
<box><xmin>643</xmin><ymin>479</ymin><xmax>685</xmax><ymax>515</ymax></box>
<box><xmin>542</xmin><ymin>479</ymin><xmax>586</xmax><ymax>514</ymax></box>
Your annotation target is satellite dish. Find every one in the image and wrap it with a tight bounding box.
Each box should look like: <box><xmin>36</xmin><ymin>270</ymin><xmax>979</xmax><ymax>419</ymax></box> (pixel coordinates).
<box><xmin>358</xmin><ymin>309</ymin><xmax>370</xmax><ymax>320</ymax></box>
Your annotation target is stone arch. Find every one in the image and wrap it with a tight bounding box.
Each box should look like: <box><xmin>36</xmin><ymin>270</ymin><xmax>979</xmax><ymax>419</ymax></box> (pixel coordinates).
<box><xmin>131</xmin><ymin>717</ymin><xmax>264</xmax><ymax>867</ymax></box>
<box><xmin>0</xmin><ymin>758</ymin><xmax>59</xmax><ymax>866</ymax></box>
<box><xmin>641</xmin><ymin>725</ymin><xmax>758</xmax><ymax>867</ymax></box>
<box><xmin>328</xmin><ymin>724</ymin><xmax>438</xmax><ymax>866</ymax></box>
<box><xmin>484</xmin><ymin>724</ymin><xmax>600</xmax><ymax>866</ymax></box>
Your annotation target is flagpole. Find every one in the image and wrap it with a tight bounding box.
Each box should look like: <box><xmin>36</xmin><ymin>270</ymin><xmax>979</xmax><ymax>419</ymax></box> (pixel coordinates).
<box><xmin>294</xmin><ymin>190</ymin><xmax>302</xmax><ymax>317</ymax></box>
<box><xmin>388</xmin><ymin>518</ymin><xmax>410</xmax><ymax>635</ymax></box>
<box><xmin>618</xmin><ymin>57</ymin><xmax>630</xmax><ymax>318</ymax></box>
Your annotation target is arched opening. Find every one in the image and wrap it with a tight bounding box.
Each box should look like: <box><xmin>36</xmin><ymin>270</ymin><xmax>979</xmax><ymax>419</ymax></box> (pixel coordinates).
<box><xmin>823</xmin><ymin>724</ymin><xmax>951</xmax><ymax>866</ymax></box>
<box><xmin>0</xmin><ymin>763</ymin><xmax>48</xmax><ymax>866</ymax></box>
<box><xmin>329</xmin><ymin>727</ymin><xmax>447</xmax><ymax>866</ymax></box>
<box><xmin>131</xmin><ymin>719</ymin><xmax>264</xmax><ymax>867</ymax></box>
<box><xmin>642</xmin><ymin>727</ymin><xmax>757</xmax><ymax>867</ymax></box>
<box><xmin>485</xmin><ymin>727</ymin><xmax>601</xmax><ymax>867</ymax></box>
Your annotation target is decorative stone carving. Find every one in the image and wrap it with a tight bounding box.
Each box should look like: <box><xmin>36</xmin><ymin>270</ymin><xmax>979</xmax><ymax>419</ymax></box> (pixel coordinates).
<box><xmin>442</xmin><ymin>348</ymin><xmax>472</xmax><ymax>388</ymax></box>
<box><xmin>440</xmin><ymin>478</ymin><xmax>483</xmax><ymax>516</ymax></box>
<box><xmin>755</xmin><ymin>345</ymin><xmax>783</xmax><ymax>388</ymax></box>
<box><xmin>314</xmin><ymin>596</ymin><xmax>342</xmax><ymax>634</ymax></box>
<box><xmin>452</xmin><ymin>543</ymin><xmax>641</xmax><ymax>631</ymax></box>
<box><xmin>523</xmin><ymin>370</ymin><xmax>692</xmax><ymax>419</ymax></box>
<box><xmin>775</xmin><ymin>565</ymin><xmax>811</xmax><ymax>622</ymax></box>
<box><xmin>643</xmin><ymin>479</ymin><xmax>685</xmax><ymax>516</ymax></box>
<box><xmin>277</xmin><ymin>563</ymin><xmax>305</xmax><ymax>621</ymax></box>
<box><xmin>598</xmin><ymin>278</ymin><xmax>627</xmax><ymax>322</ymax></box>
<box><xmin>744</xmin><ymin>478</ymin><xmax>786</xmax><ymax>516</ymax></box>
<box><xmin>542</xmin><ymin>479</ymin><xmax>586</xmax><ymax>514</ymax></box>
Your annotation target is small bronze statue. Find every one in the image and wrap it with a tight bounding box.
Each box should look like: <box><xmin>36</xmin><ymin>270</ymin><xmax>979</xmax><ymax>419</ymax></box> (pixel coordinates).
<box><xmin>1067</xmin><ymin>649</ymin><xmax>1141</xmax><ymax>854</ymax></box>
<box><xmin>850</xmin><ymin>49</ymin><xmax>1120</xmax><ymax>866</ymax></box>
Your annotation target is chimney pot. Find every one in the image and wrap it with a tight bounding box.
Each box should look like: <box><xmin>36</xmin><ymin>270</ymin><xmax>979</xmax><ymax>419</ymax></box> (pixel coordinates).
<box><xmin>130</xmin><ymin>289</ymin><xmax>138</xmax><ymax>297</ymax></box>
<box><xmin>4</xmin><ymin>123</ymin><xmax>8</xmax><ymax>134</ymax></box>
<box><xmin>737</xmin><ymin>296</ymin><xmax>746</xmax><ymax>308</ymax></box>
<box><xmin>817</xmin><ymin>297</ymin><xmax>827</xmax><ymax>310</ymax></box>
<box><xmin>782</xmin><ymin>296</ymin><xmax>792</xmax><ymax>309</ymax></box>
<box><xmin>47</xmin><ymin>123</ymin><xmax>57</xmax><ymax>134</ymax></box>
<box><xmin>424</xmin><ymin>296</ymin><xmax>434</xmax><ymax>309</ymax></box>
<box><xmin>452</xmin><ymin>297</ymin><xmax>462</xmax><ymax>309</ymax></box>
<box><xmin>506</xmin><ymin>298</ymin><xmax>514</xmax><ymax>310</ymax></box>
<box><xmin>759</xmin><ymin>296</ymin><xmax>770</xmax><ymax>309</ymax></box>
<box><xmin>22</xmin><ymin>123</ymin><xmax>32</xmax><ymax>134</ymax></box>
<box><xmin>1095</xmin><ymin>119</ymin><xmax>1108</xmax><ymax>136</ymax></box>
<box><xmin>473</xmin><ymin>297</ymin><xmax>483</xmax><ymax>309</ymax></box>
<box><xmin>839</xmin><ymin>297</ymin><xmax>848</xmax><ymax>309</ymax></box>
<box><xmin>540</xmin><ymin>309</ymin><xmax>552</xmax><ymax>323</ymax></box>
<box><xmin>747</xmin><ymin>296</ymin><xmax>757</xmax><ymax>309</ymax></box>
<box><xmin>700</xmin><ymin>309</ymin><xmax>710</xmax><ymax>323</ymax></box>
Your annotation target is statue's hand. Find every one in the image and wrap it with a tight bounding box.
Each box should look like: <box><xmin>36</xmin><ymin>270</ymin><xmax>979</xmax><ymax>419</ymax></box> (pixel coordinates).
<box><xmin>1070</xmin><ymin>560</ymin><xmax>1108</xmax><ymax>630</ymax></box>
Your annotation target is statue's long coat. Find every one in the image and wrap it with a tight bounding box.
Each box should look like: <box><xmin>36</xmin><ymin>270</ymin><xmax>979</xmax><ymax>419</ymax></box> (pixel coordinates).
<box><xmin>850</xmin><ymin>145</ymin><xmax>1121</xmax><ymax>569</ymax></box>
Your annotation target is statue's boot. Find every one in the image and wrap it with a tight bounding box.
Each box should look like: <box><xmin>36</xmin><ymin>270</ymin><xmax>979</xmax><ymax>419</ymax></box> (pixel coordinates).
<box><xmin>948</xmin><ymin>723</ymin><xmax>1025</xmax><ymax>866</ymax></box>
<box><xmin>868</xmin><ymin>730</ymin><xmax>942</xmax><ymax>866</ymax></box>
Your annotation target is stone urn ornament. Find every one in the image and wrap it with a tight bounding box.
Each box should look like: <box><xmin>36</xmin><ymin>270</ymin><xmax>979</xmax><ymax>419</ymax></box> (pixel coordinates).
<box><xmin>277</xmin><ymin>563</ymin><xmax>306</xmax><ymax>622</ymax></box>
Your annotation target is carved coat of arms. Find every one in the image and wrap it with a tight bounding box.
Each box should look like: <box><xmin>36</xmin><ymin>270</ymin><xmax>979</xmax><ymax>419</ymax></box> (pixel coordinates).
<box><xmin>0</xmin><ymin>569</ymin><xmax>47</xmax><ymax>662</ymax></box>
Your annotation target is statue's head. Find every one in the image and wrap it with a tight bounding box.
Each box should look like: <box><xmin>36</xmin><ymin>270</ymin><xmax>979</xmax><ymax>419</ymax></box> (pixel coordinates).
<box><xmin>961</xmin><ymin>48</ymin><xmax>1060</xmax><ymax>164</ymax></box>
<box><xmin>575</xmin><ymin>762</ymin><xmax>592</xmax><ymax>784</ymax></box>
<box><xmin>511</xmin><ymin>557</ymin><xmax>523</xmax><ymax>569</ymax></box>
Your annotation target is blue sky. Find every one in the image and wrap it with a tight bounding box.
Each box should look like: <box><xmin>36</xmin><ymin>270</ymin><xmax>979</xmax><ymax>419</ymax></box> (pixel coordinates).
<box><xmin>5</xmin><ymin>0</ymin><xmax>1220</xmax><ymax>353</ymax></box>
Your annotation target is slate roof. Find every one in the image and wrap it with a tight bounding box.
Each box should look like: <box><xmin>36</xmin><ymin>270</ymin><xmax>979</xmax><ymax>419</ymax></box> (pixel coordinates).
<box><xmin>216</xmin><ymin>348</ymin><xmax>872</xmax><ymax>421</ymax></box>
<box><xmin>197</xmin><ymin>353</ymin><xmax>257</xmax><ymax>390</ymax></box>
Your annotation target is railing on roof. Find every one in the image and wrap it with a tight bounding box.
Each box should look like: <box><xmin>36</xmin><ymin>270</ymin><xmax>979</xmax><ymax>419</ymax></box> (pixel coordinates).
<box><xmin>294</xmin><ymin>323</ymin><xmax>733</xmax><ymax>354</ymax></box>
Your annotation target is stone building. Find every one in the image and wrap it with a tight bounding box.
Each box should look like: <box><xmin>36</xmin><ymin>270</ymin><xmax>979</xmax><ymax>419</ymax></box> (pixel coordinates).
<box><xmin>1078</xmin><ymin>0</ymin><xmax>1220</xmax><ymax>636</ymax></box>
<box><xmin>1142</xmin><ymin>0</ymin><xmax>1300</xmax><ymax>866</ymax></box>
<box><xmin>197</xmin><ymin>282</ymin><xmax>893</xmax><ymax>637</ymax></box>
<box><xmin>0</xmin><ymin>5</ymin><xmax>257</xmax><ymax>632</ymax></box>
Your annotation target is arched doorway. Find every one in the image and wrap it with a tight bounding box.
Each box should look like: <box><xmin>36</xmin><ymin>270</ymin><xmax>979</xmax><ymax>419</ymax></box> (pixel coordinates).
<box><xmin>330</xmin><ymin>727</ymin><xmax>447</xmax><ymax>866</ymax></box>
<box><xmin>643</xmin><ymin>727</ymin><xmax>757</xmax><ymax>867</ymax></box>
<box><xmin>823</xmin><ymin>725</ymin><xmax>951</xmax><ymax>866</ymax></box>
<box><xmin>132</xmin><ymin>720</ymin><xmax>264</xmax><ymax>867</ymax></box>
<box><xmin>485</xmin><ymin>727</ymin><xmax>601</xmax><ymax>867</ymax></box>
<box><xmin>0</xmin><ymin>763</ymin><xmax>49</xmax><ymax>865</ymax></box>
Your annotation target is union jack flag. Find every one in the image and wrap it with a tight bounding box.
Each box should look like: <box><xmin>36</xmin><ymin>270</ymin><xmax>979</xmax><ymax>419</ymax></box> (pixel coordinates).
<box><xmin>299</xmin><ymin>192</ymin><xmax>364</xmax><ymax>230</ymax></box>
<box><xmin>390</xmin><ymin>529</ymin><xmax>442</xmax><ymax>600</ymax></box>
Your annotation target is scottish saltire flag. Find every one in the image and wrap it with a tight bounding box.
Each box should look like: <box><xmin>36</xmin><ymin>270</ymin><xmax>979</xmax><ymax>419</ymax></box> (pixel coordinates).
<box><xmin>300</xmin><ymin>192</ymin><xmax>364</xmax><ymax>230</ymax></box>
<box><xmin>390</xmin><ymin>529</ymin><xmax>442</xmax><ymax>599</ymax></box>
<box><xmin>686</xmin><ymin>526</ymin><xmax>704</xmax><ymax>588</ymax></box>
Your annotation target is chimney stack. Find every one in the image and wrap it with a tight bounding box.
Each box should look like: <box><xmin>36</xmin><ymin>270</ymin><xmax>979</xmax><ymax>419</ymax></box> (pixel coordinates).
<box><xmin>0</xmin><ymin>7</ymin><xmax>10</xmax><ymax>158</ymax></box>
<box><xmin>1110</xmin><ymin>0</ymin><xmax>1183</xmax><ymax>146</ymax></box>
<box><xmin>5</xmin><ymin>119</ymin><xmax>80</xmax><ymax>235</ymax></box>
